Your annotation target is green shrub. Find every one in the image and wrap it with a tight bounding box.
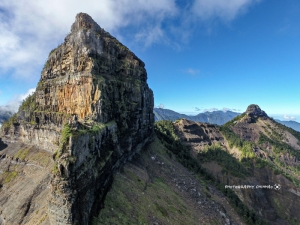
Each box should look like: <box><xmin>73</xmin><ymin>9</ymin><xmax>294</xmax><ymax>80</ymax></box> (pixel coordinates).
<box><xmin>219</xmin><ymin>126</ymin><xmax>255</xmax><ymax>159</ymax></box>
<box><xmin>19</xmin><ymin>93</ymin><xmax>37</xmax><ymax>111</ymax></box>
<box><xmin>223</xmin><ymin>113</ymin><xmax>246</xmax><ymax>127</ymax></box>
<box><xmin>55</xmin><ymin>124</ymin><xmax>72</xmax><ymax>160</ymax></box>
<box><xmin>198</xmin><ymin>144</ymin><xmax>250</xmax><ymax>178</ymax></box>
<box><xmin>3</xmin><ymin>171</ymin><xmax>18</xmax><ymax>183</ymax></box>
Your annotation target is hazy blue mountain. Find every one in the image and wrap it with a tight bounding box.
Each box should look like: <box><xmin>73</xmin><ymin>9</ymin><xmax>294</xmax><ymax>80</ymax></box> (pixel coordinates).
<box><xmin>275</xmin><ymin>119</ymin><xmax>300</xmax><ymax>132</ymax></box>
<box><xmin>154</xmin><ymin>108</ymin><xmax>240</xmax><ymax>125</ymax></box>
<box><xmin>192</xmin><ymin>110</ymin><xmax>240</xmax><ymax>125</ymax></box>
<box><xmin>153</xmin><ymin>108</ymin><xmax>189</xmax><ymax>121</ymax></box>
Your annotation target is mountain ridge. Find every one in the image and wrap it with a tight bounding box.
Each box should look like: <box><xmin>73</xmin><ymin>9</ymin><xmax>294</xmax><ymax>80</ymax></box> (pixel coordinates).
<box><xmin>152</xmin><ymin>104</ymin><xmax>300</xmax><ymax>224</ymax></box>
<box><xmin>154</xmin><ymin>107</ymin><xmax>300</xmax><ymax>131</ymax></box>
<box><xmin>154</xmin><ymin>108</ymin><xmax>240</xmax><ymax>125</ymax></box>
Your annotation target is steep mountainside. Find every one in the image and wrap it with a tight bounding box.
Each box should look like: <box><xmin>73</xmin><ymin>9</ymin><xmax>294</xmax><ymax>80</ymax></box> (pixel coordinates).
<box><xmin>96</xmin><ymin>104</ymin><xmax>300</xmax><ymax>225</ymax></box>
<box><xmin>96</xmin><ymin>136</ymin><xmax>245</xmax><ymax>225</ymax></box>
<box><xmin>0</xmin><ymin>140</ymin><xmax>53</xmax><ymax>225</ymax></box>
<box><xmin>0</xmin><ymin>13</ymin><xmax>153</xmax><ymax>225</ymax></box>
<box><xmin>170</xmin><ymin>104</ymin><xmax>300</xmax><ymax>224</ymax></box>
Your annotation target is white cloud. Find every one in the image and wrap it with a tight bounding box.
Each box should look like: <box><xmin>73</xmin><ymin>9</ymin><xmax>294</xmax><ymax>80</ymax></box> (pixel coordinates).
<box><xmin>0</xmin><ymin>0</ymin><xmax>261</xmax><ymax>81</ymax></box>
<box><xmin>222</xmin><ymin>107</ymin><xmax>231</xmax><ymax>112</ymax></box>
<box><xmin>203</xmin><ymin>108</ymin><xmax>219</xmax><ymax>112</ymax></box>
<box><xmin>192</xmin><ymin>0</ymin><xmax>261</xmax><ymax>21</ymax></box>
<box><xmin>154</xmin><ymin>103</ymin><xmax>165</xmax><ymax>109</ymax></box>
<box><xmin>202</xmin><ymin>107</ymin><xmax>240</xmax><ymax>113</ymax></box>
<box><xmin>222</xmin><ymin>107</ymin><xmax>241</xmax><ymax>112</ymax></box>
<box><xmin>135</xmin><ymin>24</ymin><xmax>165</xmax><ymax>47</ymax></box>
<box><xmin>183</xmin><ymin>68</ymin><xmax>201</xmax><ymax>76</ymax></box>
<box><xmin>0</xmin><ymin>0</ymin><xmax>178</xmax><ymax>79</ymax></box>
<box><xmin>283</xmin><ymin>114</ymin><xmax>297</xmax><ymax>121</ymax></box>
<box><xmin>4</xmin><ymin>88</ymin><xmax>35</xmax><ymax>112</ymax></box>
<box><xmin>158</xmin><ymin>103</ymin><xmax>165</xmax><ymax>109</ymax></box>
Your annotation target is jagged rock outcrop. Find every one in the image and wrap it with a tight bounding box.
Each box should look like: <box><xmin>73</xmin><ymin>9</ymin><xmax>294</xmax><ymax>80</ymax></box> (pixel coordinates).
<box><xmin>174</xmin><ymin>119</ymin><xmax>225</xmax><ymax>151</ymax></box>
<box><xmin>244</xmin><ymin>104</ymin><xmax>268</xmax><ymax>122</ymax></box>
<box><xmin>1</xmin><ymin>12</ymin><xmax>154</xmax><ymax>225</ymax></box>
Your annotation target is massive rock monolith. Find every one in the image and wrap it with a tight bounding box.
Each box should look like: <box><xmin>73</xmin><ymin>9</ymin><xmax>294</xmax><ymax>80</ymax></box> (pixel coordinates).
<box><xmin>2</xmin><ymin>13</ymin><xmax>154</xmax><ymax>224</ymax></box>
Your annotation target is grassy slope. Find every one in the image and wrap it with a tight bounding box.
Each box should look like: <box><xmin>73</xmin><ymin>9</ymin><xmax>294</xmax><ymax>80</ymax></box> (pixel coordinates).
<box><xmin>94</xmin><ymin>116</ymin><xmax>300</xmax><ymax>225</ymax></box>
<box><xmin>219</xmin><ymin>117</ymin><xmax>300</xmax><ymax>224</ymax></box>
<box><xmin>221</xmin><ymin>116</ymin><xmax>300</xmax><ymax>187</ymax></box>
<box><xmin>93</xmin><ymin>136</ymin><xmax>241</xmax><ymax>225</ymax></box>
<box><xmin>0</xmin><ymin>143</ymin><xmax>52</xmax><ymax>224</ymax></box>
<box><xmin>94</xmin><ymin>137</ymin><xmax>203</xmax><ymax>225</ymax></box>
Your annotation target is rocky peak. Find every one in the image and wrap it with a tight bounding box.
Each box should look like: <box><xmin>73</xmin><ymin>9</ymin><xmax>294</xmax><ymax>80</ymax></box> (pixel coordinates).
<box><xmin>71</xmin><ymin>12</ymin><xmax>101</xmax><ymax>33</ymax></box>
<box><xmin>1</xmin><ymin>13</ymin><xmax>154</xmax><ymax>225</ymax></box>
<box><xmin>246</xmin><ymin>104</ymin><xmax>268</xmax><ymax>119</ymax></box>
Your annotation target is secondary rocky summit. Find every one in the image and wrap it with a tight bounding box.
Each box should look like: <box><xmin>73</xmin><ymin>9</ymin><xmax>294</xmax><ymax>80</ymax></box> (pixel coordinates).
<box><xmin>246</xmin><ymin>104</ymin><xmax>268</xmax><ymax>119</ymax></box>
<box><xmin>1</xmin><ymin>13</ymin><xmax>154</xmax><ymax>225</ymax></box>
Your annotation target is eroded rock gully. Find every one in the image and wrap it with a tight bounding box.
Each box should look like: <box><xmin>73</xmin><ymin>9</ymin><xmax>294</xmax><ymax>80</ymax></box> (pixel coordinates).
<box><xmin>0</xmin><ymin>13</ymin><xmax>154</xmax><ymax>225</ymax></box>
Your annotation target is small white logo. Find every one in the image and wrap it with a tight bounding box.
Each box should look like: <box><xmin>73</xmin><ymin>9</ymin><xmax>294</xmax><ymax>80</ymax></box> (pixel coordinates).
<box><xmin>274</xmin><ymin>184</ymin><xmax>281</xmax><ymax>190</ymax></box>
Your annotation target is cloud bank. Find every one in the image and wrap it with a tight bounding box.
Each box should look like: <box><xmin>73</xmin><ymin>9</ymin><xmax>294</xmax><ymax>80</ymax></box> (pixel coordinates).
<box><xmin>0</xmin><ymin>0</ymin><xmax>261</xmax><ymax>80</ymax></box>
<box><xmin>283</xmin><ymin>114</ymin><xmax>297</xmax><ymax>121</ymax></box>
<box><xmin>156</xmin><ymin>104</ymin><xmax>165</xmax><ymax>109</ymax></box>
<box><xmin>192</xmin><ymin>0</ymin><xmax>261</xmax><ymax>21</ymax></box>
<box><xmin>4</xmin><ymin>88</ymin><xmax>35</xmax><ymax>112</ymax></box>
<box><xmin>183</xmin><ymin>68</ymin><xmax>201</xmax><ymax>76</ymax></box>
<box><xmin>0</xmin><ymin>0</ymin><xmax>178</xmax><ymax>79</ymax></box>
<box><xmin>200</xmin><ymin>107</ymin><xmax>241</xmax><ymax>112</ymax></box>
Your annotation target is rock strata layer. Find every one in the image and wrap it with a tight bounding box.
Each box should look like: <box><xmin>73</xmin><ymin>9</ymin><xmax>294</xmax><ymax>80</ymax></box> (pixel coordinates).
<box><xmin>1</xmin><ymin>12</ymin><xmax>154</xmax><ymax>225</ymax></box>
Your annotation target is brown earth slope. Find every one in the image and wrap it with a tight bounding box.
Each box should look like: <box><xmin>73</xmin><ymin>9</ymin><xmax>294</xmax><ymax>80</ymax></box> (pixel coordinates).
<box><xmin>0</xmin><ymin>138</ymin><xmax>53</xmax><ymax>225</ymax></box>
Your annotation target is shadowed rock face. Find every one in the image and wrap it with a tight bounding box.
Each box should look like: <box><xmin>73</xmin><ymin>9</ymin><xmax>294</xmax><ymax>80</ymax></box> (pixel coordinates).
<box><xmin>1</xmin><ymin>12</ymin><xmax>154</xmax><ymax>225</ymax></box>
<box><xmin>246</xmin><ymin>104</ymin><xmax>268</xmax><ymax>119</ymax></box>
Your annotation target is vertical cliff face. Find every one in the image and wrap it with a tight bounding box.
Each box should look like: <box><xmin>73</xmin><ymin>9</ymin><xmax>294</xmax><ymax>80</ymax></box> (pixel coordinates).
<box><xmin>1</xmin><ymin>13</ymin><xmax>154</xmax><ymax>225</ymax></box>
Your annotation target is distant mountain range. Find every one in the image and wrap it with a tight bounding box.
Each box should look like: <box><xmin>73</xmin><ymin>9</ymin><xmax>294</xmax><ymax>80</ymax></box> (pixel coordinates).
<box><xmin>154</xmin><ymin>108</ymin><xmax>300</xmax><ymax>131</ymax></box>
<box><xmin>274</xmin><ymin>119</ymin><xmax>300</xmax><ymax>132</ymax></box>
<box><xmin>154</xmin><ymin>108</ymin><xmax>240</xmax><ymax>125</ymax></box>
<box><xmin>1</xmin><ymin>106</ymin><xmax>299</xmax><ymax>132</ymax></box>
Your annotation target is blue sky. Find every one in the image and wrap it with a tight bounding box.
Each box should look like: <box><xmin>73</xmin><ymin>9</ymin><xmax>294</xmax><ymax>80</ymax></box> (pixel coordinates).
<box><xmin>0</xmin><ymin>0</ymin><xmax>299</xmax><ymax>120</ymax></box>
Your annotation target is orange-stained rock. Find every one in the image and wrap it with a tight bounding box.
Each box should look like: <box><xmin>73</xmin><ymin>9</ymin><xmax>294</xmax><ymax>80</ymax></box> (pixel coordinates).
<box><xmin>1</xmin><ymin>12</ymin><xmax>154</xmax><ymax>225</ymax></box>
